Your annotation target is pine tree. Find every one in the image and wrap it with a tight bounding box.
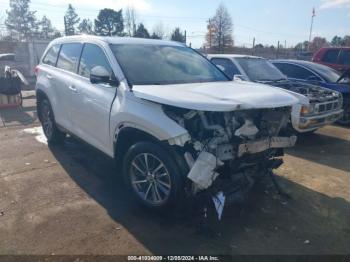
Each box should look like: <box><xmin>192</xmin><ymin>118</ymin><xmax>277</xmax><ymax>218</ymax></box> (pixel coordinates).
<box><xmin>64</xmin><ymin>4</ymin><xmax>80</xmax><ymax>36</ymax></box>
<box><xmin>5</xmin><ymin>0</ymin><xmax>38</xmax><ymax>40</ymax></box>
<box><xmin>94</xmin><ymin>8</ymin><xmax>124</xmax><ymax>36</ymax></box>
<box><xmin>171</xmin><ymin>28</ymin><xmax>186</xmax><ymax>43</ymax></box>
<box><xmin>134</xmin><ymin>23</ymin><xmax>150</xmax><ymax>38</ymax></box>
<box><xmin>78</xmin><ymin>19</ymin><xmax>93</xmax><ymax>34</ymax></box>
<box><xmin>40</xmin><ymin>15</ymin><xmax>54</xmax><ymax>39</ymax></box>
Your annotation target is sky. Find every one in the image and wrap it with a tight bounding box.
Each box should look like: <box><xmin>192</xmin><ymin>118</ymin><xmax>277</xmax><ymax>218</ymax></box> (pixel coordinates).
<box><xmin>0</xmin><ymin>0</ymin><xmax>349</xmax><ymax>48</ymax></box>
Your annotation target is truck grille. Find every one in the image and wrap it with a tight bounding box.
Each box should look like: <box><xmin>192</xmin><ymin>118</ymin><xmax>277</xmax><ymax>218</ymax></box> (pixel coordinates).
<box><xmin>316</xmin><ymin>100</ymin><xmax>340</xmax><ymax>114</ymax></box>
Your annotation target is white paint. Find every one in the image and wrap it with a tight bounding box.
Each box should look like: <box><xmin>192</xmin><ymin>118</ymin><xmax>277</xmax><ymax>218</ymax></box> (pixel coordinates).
<box><xmin>22</xmin><ymin>127</ymin><xmax>47</xmax><ymax>145</ymax></box>
<box><xmin>132</xmin><ymin>81</ymin><xmax>299</xmax><ymax>112</ymax></box>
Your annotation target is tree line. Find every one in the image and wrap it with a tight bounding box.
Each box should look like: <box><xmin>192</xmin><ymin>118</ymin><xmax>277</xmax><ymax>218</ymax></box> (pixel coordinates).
<box><xmin>3</xmin><ymin>0</ymin><xmax>187</xmax><ymax>43</ymax></box>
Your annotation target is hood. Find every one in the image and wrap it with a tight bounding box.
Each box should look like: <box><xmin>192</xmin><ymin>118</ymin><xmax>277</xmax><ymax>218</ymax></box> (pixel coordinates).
<box><xmin>264</xmin><ymin>79</ymin><xmax>341</xmax><ymax>103</ymax></box>
<box><xmin>132</xmin><ymin>81</ymin><xmax>299</xmax><ymax>112</ymax></box>
<box><xmin>324</xmin><ymin>82</ymin><xmax>350</xmax><ymax>95</ymax></box>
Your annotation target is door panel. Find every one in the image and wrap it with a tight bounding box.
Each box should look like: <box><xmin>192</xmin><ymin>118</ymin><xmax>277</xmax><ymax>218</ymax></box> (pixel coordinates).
<box><xmin>54</xmin><ymin>43</ymin><xmax>83</xmax><ymax>133</ymax></box>
<box><xmin>70</xmin><ymin>43</ymin><xmax>117</xmax><ymax>155</ymax></box>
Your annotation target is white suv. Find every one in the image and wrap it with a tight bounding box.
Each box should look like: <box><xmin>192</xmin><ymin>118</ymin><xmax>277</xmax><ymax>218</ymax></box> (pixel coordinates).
<box><xmin>36</xmin><ymin>36</ymin><xmax>299</xmax><ymax>210</ymax></box>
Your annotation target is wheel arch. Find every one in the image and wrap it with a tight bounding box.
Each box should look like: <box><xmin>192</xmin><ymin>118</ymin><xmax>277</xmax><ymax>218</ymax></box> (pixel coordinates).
<box><xmin>114</xmin><ymin>127</ymin><xmax>189</xmax><ymax>178</ymax></box>
<box><xmin>36</xmin><ymin>89</ymin><xmax>49</xmax><ymax>122</ymax></box>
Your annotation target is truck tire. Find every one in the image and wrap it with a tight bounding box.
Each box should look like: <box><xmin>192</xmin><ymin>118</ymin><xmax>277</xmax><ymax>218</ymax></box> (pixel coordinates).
<box><xmin>123</xmin><ymin>141</ymin><xmax>184</xmax><ymax>210</ymax></box>
<box><xmin>39</xmin><ymin>98</ymin><xmax>65</xmax><ymax>144</ymax></box>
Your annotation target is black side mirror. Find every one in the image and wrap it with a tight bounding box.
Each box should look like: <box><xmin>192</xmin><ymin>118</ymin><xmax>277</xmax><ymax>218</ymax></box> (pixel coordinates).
<box><xmin>90</xmin><ymin>66</ymin><xmax>119</xmax><ymax>87</ymax></box>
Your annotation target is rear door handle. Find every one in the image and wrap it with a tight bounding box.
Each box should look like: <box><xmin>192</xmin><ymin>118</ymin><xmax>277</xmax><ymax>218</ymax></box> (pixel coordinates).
<box><xmin>68</xmin><ymin>85</ymin><xmax>78</xmax><ymax>93</ymax></box>
<box><xmin>46</xmin><ymin>74</ymin><xmax>53</xmax><ymax>79</ymax></box>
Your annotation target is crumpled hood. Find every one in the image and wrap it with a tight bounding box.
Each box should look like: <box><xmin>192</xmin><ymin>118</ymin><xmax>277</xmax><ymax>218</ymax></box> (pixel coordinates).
<box><xmin>132</xmin><ymin>81</ymin><xmax>299</xmax><ymax>111</ymax></box>
<box><xmin>266</xmin><ymin>80</ymin><xmax>341</xmax><ymax>103</ymax></box>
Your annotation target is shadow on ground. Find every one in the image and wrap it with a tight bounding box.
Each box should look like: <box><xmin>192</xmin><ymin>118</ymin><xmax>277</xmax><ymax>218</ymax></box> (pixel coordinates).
<box><xmin>286</xmin><ymin>131</ymin><xmax>350</xmax><ymax>173</ymax></box>
<box><xmin>49</xmin><ymin>137</ymin><xmax>350</xmax><ymax>255</ymax></box>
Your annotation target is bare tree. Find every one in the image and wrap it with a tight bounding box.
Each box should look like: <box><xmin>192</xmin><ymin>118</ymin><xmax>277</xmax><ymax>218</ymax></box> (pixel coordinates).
<box><xmin>125</xmin><ymin>6</ymin><xmax>136</xmax><ymax>36</ymax></box>
<box><xmin>205</xmin><ymin>4</ymin><xmax>234</xmax><ymax>53</ymax></box>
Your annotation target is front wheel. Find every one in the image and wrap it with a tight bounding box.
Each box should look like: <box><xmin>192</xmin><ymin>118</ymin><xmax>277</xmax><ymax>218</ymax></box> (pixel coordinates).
<box><xmin>123</xmin><ymin>141</ymin><xmax>184</xmax><ymax>210</ymax></box>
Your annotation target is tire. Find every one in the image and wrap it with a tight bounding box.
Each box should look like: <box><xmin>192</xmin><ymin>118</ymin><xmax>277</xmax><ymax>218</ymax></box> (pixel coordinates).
<box><xmin>123</xmin><ymin>141</ymin><xmax>184</xmax><ymax>210</ymax></box>
<box><xmin>39</xmin><ymin>98</ymin><xmax>65</xmax><ymax>144</ymax></box>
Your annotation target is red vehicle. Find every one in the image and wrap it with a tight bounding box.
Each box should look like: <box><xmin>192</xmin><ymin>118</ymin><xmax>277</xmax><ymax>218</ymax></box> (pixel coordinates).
<box><xmin>312</xmin><ymin>47</ymin><xmax>350</xmax><ymax>73</ymax></box>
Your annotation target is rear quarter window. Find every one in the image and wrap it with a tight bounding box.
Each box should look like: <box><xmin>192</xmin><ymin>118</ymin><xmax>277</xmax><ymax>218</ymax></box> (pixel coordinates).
<box><xmin>42</xmin><ymin>45</ymin><xmax>60</xmax><ymax>66</ymax></box>
<box><xmin>322</xmin><ymin>49</ymin><xmax>340</xmax><ymax>64</ymax></box>
<box><xmin>56</xmin><ymin>43</ymin><xmax>82</xmax><ymax>73</ymax></box>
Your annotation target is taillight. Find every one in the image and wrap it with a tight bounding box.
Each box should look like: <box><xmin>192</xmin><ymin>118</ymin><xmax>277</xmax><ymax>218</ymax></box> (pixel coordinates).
<box><xmin>34</xmin><ymin>65</ymin><xmax>39</xmax><ymax>76</ymax></box>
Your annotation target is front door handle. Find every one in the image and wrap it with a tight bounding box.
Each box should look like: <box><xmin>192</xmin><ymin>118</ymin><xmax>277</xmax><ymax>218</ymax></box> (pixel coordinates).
<box><xmin>68</xmin><ymin>85</ymin><xmax>78</xmax><ymax>93</ymax></box>
<box><xmin>46</xmin><ymin>74</ymin><xmax>53</xmax><ymax>79</ymax></box>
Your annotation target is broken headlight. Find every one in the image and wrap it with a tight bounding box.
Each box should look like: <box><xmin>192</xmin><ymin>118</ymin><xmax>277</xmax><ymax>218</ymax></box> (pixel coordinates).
<box><xmin>300</xmin><ymin>104</ymin><xmax>315</xmax><ymax>116</ymax></box>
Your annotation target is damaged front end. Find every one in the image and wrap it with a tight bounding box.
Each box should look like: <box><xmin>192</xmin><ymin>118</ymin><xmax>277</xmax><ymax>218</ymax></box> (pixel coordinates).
<box><xmin>164</xmin><ymin>105</ymin><xmax>296</xmax><ymax>207</ymax></box>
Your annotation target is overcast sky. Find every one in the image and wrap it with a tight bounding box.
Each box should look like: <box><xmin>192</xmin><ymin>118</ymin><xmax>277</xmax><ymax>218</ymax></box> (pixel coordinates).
<box><xmin>0</xmin><ymin>0</ymin><xmax>349</xmax><ymax>48</ymax></box>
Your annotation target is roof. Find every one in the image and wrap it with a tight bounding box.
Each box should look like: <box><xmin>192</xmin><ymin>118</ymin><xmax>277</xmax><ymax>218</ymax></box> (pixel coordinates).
<box><xmin>50</xmin><ymin>35</ymin><xmax>185</xmax><ymax>47</ymax></box>
<box><xmin>207</xmin><ymin>54</ymin><xmax>264</xmax><ymax>59</ymax></box>
<box><xmin>272</xmin><ymin>59</ymin><xmax>320</xmax><ymax>68</ymax></box>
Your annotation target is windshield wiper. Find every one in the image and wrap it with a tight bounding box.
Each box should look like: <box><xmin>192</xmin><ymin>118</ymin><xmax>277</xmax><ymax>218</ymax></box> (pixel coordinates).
<box><xmin>256</xmin><ymin>78</ymin><xmax>286</xmax><ymax>83</ymax></box>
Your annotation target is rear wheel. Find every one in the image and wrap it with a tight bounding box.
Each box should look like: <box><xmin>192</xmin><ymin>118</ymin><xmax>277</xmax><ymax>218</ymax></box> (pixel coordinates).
<box><xmin>39</xmin><ymin>99</ymin><xmax>65</xmax><ymax>144</ymax></box>
<box><xmin>123</xmin><ymin>141</ymin><xmax>184</xmax><ymax>210</ymax></box>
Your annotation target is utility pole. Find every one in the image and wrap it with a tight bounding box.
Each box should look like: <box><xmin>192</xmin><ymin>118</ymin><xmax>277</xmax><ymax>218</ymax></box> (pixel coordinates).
<box><xmin>184</xmin><ymin>30</ymin><xmax>187</xmax><ymax>44</ymax></box>
<box><xmin>64</xmin><ymin>16</ymin><xmax>68</xmax><ymax>36</ymax></box>
<box><xmin>276</xmin><ymin>40</ymin><xmax>280</xmax><ymax>58</ymax></box>
<box><xmin>207</xmin><ymin>19</ymin><xmax>212</xmax><ymax>50</ymax></box>
<box><xmin>252</xmin><ymin>37</ymin><xmax>255</xmax><ymax>55</ymax></box>
<box><xmin>308</xmin><ymin>7</ymin><xmax>316</xmax><ymax>50</ymax></box>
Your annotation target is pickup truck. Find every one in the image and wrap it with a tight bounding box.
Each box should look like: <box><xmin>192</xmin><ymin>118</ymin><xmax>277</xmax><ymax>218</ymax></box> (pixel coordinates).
<box><xmin>36</xmin><ymin>36</ymin><xmax>299</xmax><ymax>210</ymax></box>
<box><xmin>208</xmin><ymin>54</ymin><xmax>343</xmax><ymax>133</ymax></box>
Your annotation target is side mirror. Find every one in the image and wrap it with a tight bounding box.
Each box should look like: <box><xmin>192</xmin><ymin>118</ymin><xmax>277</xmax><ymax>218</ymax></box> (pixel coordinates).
<box><xmin>233</xmin><ymin>74</ymin><xmax>248</xmax><ymax>81</ymax></box>
<box><xmin>90</xmin><ymin>66</ymin><xmax>119</xmax><ymax>86</ymax></box>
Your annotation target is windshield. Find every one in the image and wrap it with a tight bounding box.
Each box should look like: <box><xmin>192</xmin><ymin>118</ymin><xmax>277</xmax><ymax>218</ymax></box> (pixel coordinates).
<box><xmin>110</xmin><ymin>44</ymin><xmax>228</xmax><ymax>85</ymax></box>
<box><xmin>307</xmin><ymin>62</ymin><xmax>347</xmax><ymax>83</ymax></box>
<box><xmin>235</xmin><ymin>57</ymin><xmax>286</xmax><ymax>82</ymax></box>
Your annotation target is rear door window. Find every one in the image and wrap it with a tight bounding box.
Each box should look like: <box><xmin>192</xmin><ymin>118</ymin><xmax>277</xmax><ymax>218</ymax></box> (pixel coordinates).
<box><xmin>211</xmin><ymin>58</ymin><xmax>240</xmax><ymax>79</ymax></box>
<box><xmin>274</xmin><ymin>63</ymin><xmax>318</xmax><ymax>80</ymax></box>
<box><xmin>339</xmin><ymin>50</ymin><xmax>350</xmax><ymax>65</ymax></box>
<box><xmin>56</xmin><ymin>43</ymin><xmax>82</xmax><ymax>73</ymax></box>
<box><xmin>322</xmin><ymin>49</ymin><xmax>340</xmax><ymax>64</ymax></box>
<box><xmin>78</xmin><ymin>44</ymin><xmax>113</xmax><ymax>78</ymax></box>
<box><xmin>42</xmin><ymin>45</ymin><xmax>60</xmax><ymax>66</ymax></box>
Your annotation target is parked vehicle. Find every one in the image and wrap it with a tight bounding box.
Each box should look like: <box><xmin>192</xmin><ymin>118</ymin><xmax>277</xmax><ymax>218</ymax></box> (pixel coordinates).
<box><xmin>208</xmin><ymin>54</ymin><xmax>343</xmax><ymax>133</ymax></box>
<box><xmin>312</xmin><ymin>47</ymin><xmax>350</xmax><ymax>73</ymax></box>
<box><xmin>272</xmin><ymin>59</ymin><xmax>350</xmax><ymax>124</ymax></box>
<box><xmin>36</xmin><ymin>36</ymin><xmax>299</xmax><ymax>211</ymax></box>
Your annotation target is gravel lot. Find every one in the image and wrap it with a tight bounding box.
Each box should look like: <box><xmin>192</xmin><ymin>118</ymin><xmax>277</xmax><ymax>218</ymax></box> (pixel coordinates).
<box><xmin>0</xmin><ymin>93</ymin><xmax>349</xmax><ymax>255</ymax></box>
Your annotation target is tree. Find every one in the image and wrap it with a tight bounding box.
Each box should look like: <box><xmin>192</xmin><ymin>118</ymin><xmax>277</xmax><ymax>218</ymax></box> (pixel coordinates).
<box><xmin>134</xmin><ymin>23</ymin><xmax>150</xmax><ymax>38</ymax></box>
<box><xmin>150</xmin><ymin>32</ymin><xmax>161</xmax><ymax>39</ymax></box>
<box><xmin>171</xmin><ymin>27</ymin><xmax>186</xmax><ymax>43</ymax></box>
<box><xmin>78</xmin><ymin>18</ymin><xmax>93</xmax><ymax>34</ymax></box>
<box><xmin>125</xmin><ymin>6</ymin><xmax>136</xmax><ymax>36</ymax></box>
<box><xmin>39</xmin><ymin>15</ymin><xmax>54</xmax><ymax>39</ymax></box>
<box><xmin>309</xmin><ymin>37</ymin><xmax>328</xmax><ymax>52</ymax></box>
<box><xmin>331</xmin><ymin>36</ymin><xmax>342</xmax><ymax>46</ymax></box>
<box><xmin>5</xmin><ymin>0</ymin><xmax>38</xmax><ymax>40</ymax></box>
<box><xmin>152</xmin><ymin>22</ymin><xmax>165</xmax><ymax>39</ymax></box>
<box><xmin>94</xmin><ymin>8</ymin><xmax>124</xmax><ymax>36</ymax></box>
<box><xmin>64</xmin><ymin>4</ymin><xmax>80</xmax><ymax>36</ymax></box>
<box><xmin>342</xmin><ymin>35</ymin><xmax>350</xmax><ymax>46</ymax></box>
<box><xmin>205</xmin><ymin>4</ymin><xmax>233</xmax><ymax>52</ymax></box>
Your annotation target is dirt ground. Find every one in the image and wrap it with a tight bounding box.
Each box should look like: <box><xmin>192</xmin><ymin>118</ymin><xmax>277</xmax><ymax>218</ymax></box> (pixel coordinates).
<box><xmin>0</xmin><ymin>93</ymin><xmax>350</xmax><ymax>255</ymax></box>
